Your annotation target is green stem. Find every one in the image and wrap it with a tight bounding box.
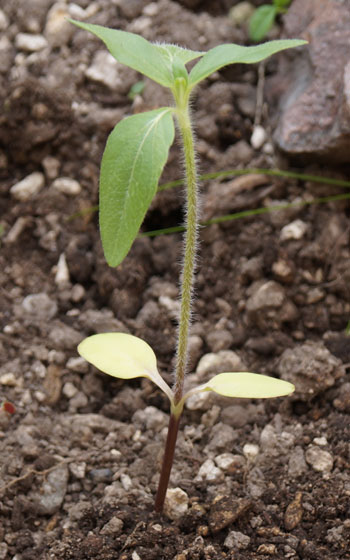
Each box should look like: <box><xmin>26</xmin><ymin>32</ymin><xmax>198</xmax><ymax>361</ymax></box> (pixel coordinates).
<box><xmin>154</xmin><ymin>87</ymin><xmax>199</xmax><ymax>513</ymax></box>
<box><xmin>173</xmin><ymin>100</ymin><xmax>199</xmax><ymax>405</ymax></box>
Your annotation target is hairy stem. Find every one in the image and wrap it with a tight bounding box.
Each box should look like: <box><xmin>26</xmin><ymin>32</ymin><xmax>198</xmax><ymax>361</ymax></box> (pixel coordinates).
<box><xmin>154</xmin><ymin>87</ymin><xmax>199</xmax><ymax>513</ymax></box>
<box><xmin>173</xmin><ymin>100</ymin><xmax>199</xmax><ymax>405</ymax></box>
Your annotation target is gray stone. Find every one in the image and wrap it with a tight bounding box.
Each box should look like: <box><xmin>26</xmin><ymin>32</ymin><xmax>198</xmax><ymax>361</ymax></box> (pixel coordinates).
<box><xmin>326</xmin><ymin>525</ymin><xmax>344</xmax><ymax>544</ymax></box>
<box><xmin>207</xmin><ymin>422</ymin><xmax>237</xmax><ymax>452</ymax></box>
<box><xmin>185</xmin><ymin>390</ymin><xmax>213</xmax><ymax>411</ymax></box>
<box><xmin>0</xmin><ymin>9</ymin><xmax>9</xmax><ymax>31</ymax></box>
<box><xmin>45</xmin><ymin>2</ymin><xmax>73</xmax><ymax>47</ymax></box>
<box><xmin>246</xmin><ymin>466</ymin><xmax>266</xmax><ymax>498</ymax></box>
<box><xmin>62</xmin><ymin>382</ymin><xmax>78</xmax><ymax>399</ymax></box>
<box><xmin>164</xmin><ymin>487</ymin><xmax>189</xmax><ymax>520</ymax></box>
<box><xmin>15</xmin><ymin>33</ymin><xmax>48</xmax><ymax>52</ymax></box>
<box><xmin>88</xmin><ymin>468</ymin><xmax>113</xmax><ymax>482</ymax></box>
<box><xmin>215</xmin><ymin>453</ymin><xmax>246</xmax><ymax>473</ymax></box>
<box><xmin>52</xmin><ymin>177</ymin><xmax>81</xmax><ymax>195</ymax></box>
<box><xmin>280</xmin><ymin>219</ymin><xmax>308</xmax><ymax>241</ymax></box>
<box><xmin>68</xmin><ymin>501</ymin><xmax>92</xmax><ymax>521</ymax></box>
<box><xmin>305</xmin><ymin>445</ymin><xmax>334</xmax><ymax>473</ymax></box>
<box><xmin>229</xmin><ymin>2</ymin><xmax>254</xmax><ymax>26</ymax></box>
<box><xmin>195</xmin><ymin>459</ymin><xmax>224</xmax><ymax>483</ymax></box>
<box><xmin>85</xmin><ymin>51</ymin><xmax>123</xmax><ymax>89</ymax></box>
<box><xmin>42</xmin><ymin>155</ymin><xmax>60</xmax><ymax>179</ymax></box>
<box><xmin>224</xmin><ymin>530</ymin><xmax>251</xmax><ymax>550</ymax></box>
<box><xmin>243</xmin><ymin>443</ymin><xmax>259</xmax><ymax>461</ymax></box>
<box><xmin>206</xmin><ymin>329</ymin><xmax>233</xmax><ymax>353</ymax></box>
<box><xmin>288</xmin><ymin>446</ymin><xmax>308</xmax><ymax>477</ymax></box>
<box><xmin>272</xmin><ymin>0</ymin><xmax>350</xmax><ymax>162</ymax></box>
<box><xmin>144</xmin><ymin>406</ymin><xmax>168</xmax><ymax>431</ymax></box>
<box><xmin>250</xmin><ymin>125</ymin><xmax>267</xmax><ymax>150</ymax></box>
<box><xmin>277</xmin><ymin>341</ymin><xmax>345</xmax><ymax>399</ymax></box>
<box><xmin>55</xmin><ymin>253</ymin><xmax>70</xmax><ymax>286</ymax></box>
<box><xmin>22</xmin><ymin>293</ymin><xmax>57</xmax><ymax>320</ymax></box>
<box><xmin>66</xmin><ymin>356</ymin><xmax>89</xmax><ymax>374</ymax></box>
<box><xmin>100</xmin><ymin>516</ymin><xmax>124</xmax><ymax>535</ymax></box>
<box><xmin>10</xmin><ymin>172</ymin><xmax>45</xmax><ymax>201</ymax></box>
<box><xmin>48</xmin><ymin>323</ymin><xmax>83</xmax><ymax>350</ymax></box>
<box><xmin>69</xmin><ymin>461</ymin><xmax>87</xmax><ymax>480</ymax></box>
<box><xmin>34</xmin><ymin>464</ymin><xmax>69</xmax><ymax>515</ymax></box>
<box><xmin>246</xmin><ymin>280</ymin><xmax>298</xmax><ymax>330</ymax></box>
<box><xmin>220</xmin><ymin>404</ymin><xmax>250</xmax><ymax>428</ymax></box>
<box><xmin>196</xmin><ymin>350</ymin><xmax>246</xmax><ymax>381</ymax></box>
<box><xmin>0</xmin><ymin>543</ymin><xmax>8</xmax><ymax>560</ymax></box>
<box><xmin>78</xmin><ymin>308</ymin><xmax>127</xmax><ymax>334</ymax></box>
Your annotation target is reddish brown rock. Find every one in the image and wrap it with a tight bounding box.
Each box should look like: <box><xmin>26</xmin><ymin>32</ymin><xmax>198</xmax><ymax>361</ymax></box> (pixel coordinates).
<box><xmin>271</xmin><ymin>0</ymin><xmax>350</xmax><ymax>162</ymax></box>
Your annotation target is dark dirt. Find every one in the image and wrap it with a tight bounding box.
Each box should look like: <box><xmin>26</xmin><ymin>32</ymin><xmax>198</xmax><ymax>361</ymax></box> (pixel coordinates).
<box><xmin>1</xmin><ymin>1</ymin><xmax>350</xmax><ymax>559</ymax></box>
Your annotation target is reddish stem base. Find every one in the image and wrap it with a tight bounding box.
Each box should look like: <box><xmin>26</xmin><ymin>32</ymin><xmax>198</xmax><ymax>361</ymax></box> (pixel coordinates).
<box><xmin>154</xmin><ymin>413</ymin><xmax>181</xmax><ymax>513</ymax></box>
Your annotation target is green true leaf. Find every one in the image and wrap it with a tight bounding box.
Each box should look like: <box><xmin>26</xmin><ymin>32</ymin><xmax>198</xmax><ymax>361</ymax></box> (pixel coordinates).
<box><xmin>100</xmin><ymin>108</ymin><xmax>175</xmax><ymax>266</ymax></box>
<box><xmin>189</xmin><ymin>38</ymin><xmax>307</xmax><ymax>86</ymax></box>
<box><xmin>203</xmin><ymin>371</ymin><xmax>295</xmax><ymax>399</ymax></box>
<box><xmin>274</xmin><ymin>0</ymin><xmax>291</xmax><ymax>10</ymax></box>
<box><xmin>78</xmin><ymin>333</ymin><xmax>174</xmax><ymax>400</ymax></box>
<box><xmin>153</xmin><ymin>44</ymin><xmax>203</xmax><ymax>66</ymax></box>
<box><xmin>249</xmin><ymin>5</ymin><xmax>277</xmax><ymax>42</ymax></box>
<box><xmin>69</xmin><ymin>20</ymin><xmax>173</xmax><ymax>87</ymax></box>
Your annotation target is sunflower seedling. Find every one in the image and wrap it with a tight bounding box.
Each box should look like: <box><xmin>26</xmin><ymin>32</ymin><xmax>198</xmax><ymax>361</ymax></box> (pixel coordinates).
<box><xmin>249</xmin><ymin>0</ymin><xmax>292</xmax><ymax>42</ymax></box>
<box><xmin>70</xmin><ymin>19</ymin><xmax>306</xmax><ymax>513</ymax></box>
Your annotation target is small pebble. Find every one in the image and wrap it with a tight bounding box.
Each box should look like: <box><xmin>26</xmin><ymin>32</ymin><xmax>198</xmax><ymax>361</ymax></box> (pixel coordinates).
<box><xmin>229</xmin><ymin>2</ymin><xmax>254</xmax><ymax>25</ymax></box>
<box><xmin>69</xmin><ymin>462</ymin><xmax>87</xmax><ymax>479</ymax></box>
<box><xmin>45</xmin><ymin>2</ymin><xmax>73</xmax><ymax>47</ymax></box>
<box><xmin>196</xmin><ymin>350</ymin><xmax>245</xmax><ymax>379</ymax></box>
<box><xmin>224</xmin><ymin>530</ymin><xmax>250</xmax><ymax>550</ymax></box>
<box><xmin>0</xmin><ymin>542</ymin><xmax>8</xmax><ymax>560</ymax></box>
<box><xmin>185</xmin><ymin>388</ymin><xmax>212</xmax><ymax>410</ymax></box>
<box><xmin>257</xmin><ymin>544</ymin><xmax>277</xmax><ymax>555</ymax></box>
<box><xmin>120</xmin><ymin>473</ymin><xmax>132</xmax><ymax>492</ymax></box>
<box><xmin>100</xmin><ymin>516</ymin><xmax>124</xmax><ymax>536</ymax></box>
<box><xmin>0</xmin><ymin>372</ymin><xmax>18</xmax><ymax>386</ymax></box>
<box><xmin>62</xmin><ymin>382</ymin><xmax>78</xmax><ymax>399</ymax></box>
<box><xmin>55</xmin><ymin>253</ymin><xmax>70</xmax><ymax>286</ymax></box>
<box><xmin>284</xmin><ymin>492</ymin><xmax>303</xmax><ymax>531</ymax></box>
<box><xmin>164</xmin><ymin>487</ymin><xmax>189</xmax><ymax>520</ymax></box>
<box><xmin>22</xmin><ymin>293</ymin><xmax>57</xmax><ymax>320</ymax></box>
<box><xmin>34</xmin><ymin>464</ymin><xmax>69</xmax><ymax>515</ymax></box>
<box><xmin>0</xmin><ymin>9</ymin><xmax>9</xmax><ymax>31</ymax></box>
<box><xmin>250</xmin><ymin>125</ymin><xmax>267</xmax><ymax>149</ymax></box>
<box><xmin>66</xmin><ymin>356</ymin><xmax>89</xmax><ymax>373</ymax></box>
<box><xmin>195</xmin><ymin>459</ymin><xmax>224</xmax><ymax>483</ymax></box>
<box><xmin>15</xmin><ymin>33</ymin><xmax>48</xmax><ymax>52</ymax></box>
<box><xmin>52</xmin><ymin>177</ymin><xmax>82</xmax><ymax>195</ymax></box>
<box><xmin>71</xmin><ymin>284</ymin><xmax>86</xmax><ymax>302</ymax></box>
<box><xmin>305</xmin><ymin>445</ymin><xmax>333</xmax><ymax>473</ymax></box>
<box><xmin>89</xmin><ymin>468</ymin><xmax>113</xmax><ymax>483</ymax></box>
<box><xmin>288</xmin><ymin>446</ymin><xmax>308</xmax><ymax>477</ymax></box>
<box><xmin>280</xmin><ymin>219</ymin><xmax>308</xmax><ymax>241</ymax></box>
<box><xmin>215</xmin><ymin>453</ymin><xmax>246</xmax><ymax>473</ymax></box>
<box><xmin>85</xmin><ymin>51</ymin><xmax>122</xmax><ymax>89</ymax></box>
<box><xmin>4</xmin><ymin>217</ymin><xmax>32</xmax><ymax>244</ymax></box>
<box><xmin>10</xmin><ymin>172</ymin><xmax>45</xmax><ymax>201</ymax></box>
<box><xmin>243</xmin><ymin>442</ymin><xmax>259</xmax><ymax>461</ymax></box>
<box><xmin>42</xmin><ymin>155</ymin><xmax>60</xmax><ymax>179</ymax></box>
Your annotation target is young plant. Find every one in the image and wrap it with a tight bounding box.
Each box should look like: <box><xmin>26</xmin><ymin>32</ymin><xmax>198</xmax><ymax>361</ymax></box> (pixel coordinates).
<box><xmin>249</xmin><ymin>0</ymin><xmax>292</xmax><ymax>42</ymax></box>
<box><xmin>70</xmin><ymin>19</ymin><xmax>306</xmax><ymax>513</ymax></box>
